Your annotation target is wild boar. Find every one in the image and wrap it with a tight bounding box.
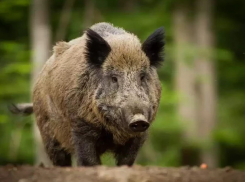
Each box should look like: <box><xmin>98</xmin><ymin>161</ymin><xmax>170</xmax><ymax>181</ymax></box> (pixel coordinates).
<box><xmin>9</xmin><ymin>22</ymin><xmax>165</xmax><ymax>167</ymax></box>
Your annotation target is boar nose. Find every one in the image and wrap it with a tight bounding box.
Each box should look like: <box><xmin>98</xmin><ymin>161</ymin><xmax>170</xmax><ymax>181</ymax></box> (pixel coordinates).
<box><xmin>128</xmin><ymin>114</ymin><xmax>149</xmax><ymax>132</ymax></box>
<box><xmin>129</xmin><ymin>120</ymin><xmax>149</xmax><ymax>132</ymax></box>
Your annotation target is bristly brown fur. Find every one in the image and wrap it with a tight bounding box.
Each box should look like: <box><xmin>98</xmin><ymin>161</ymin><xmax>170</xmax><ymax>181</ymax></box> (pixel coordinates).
<box><xmin>53</xmin><ymin>41</ymin><xmax>70</xmax><ymax>58</ymax></box>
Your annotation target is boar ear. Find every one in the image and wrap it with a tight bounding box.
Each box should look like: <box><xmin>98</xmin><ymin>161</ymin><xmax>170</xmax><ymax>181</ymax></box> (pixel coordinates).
<box><xmin>142</xmin><ymin>27</ymin><xmax>165</xmax><ymax>67</ymax></box>
<box><xmin>85</xmin><ymin>29</ymin><xmax>111</xmax><ymax>67</ymax></box>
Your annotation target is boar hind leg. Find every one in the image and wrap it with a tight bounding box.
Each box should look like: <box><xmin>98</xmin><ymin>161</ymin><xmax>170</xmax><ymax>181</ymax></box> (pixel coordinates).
<box><xmin>44</xmin><ymin>138</ymin><xmax>72</xmax><ymax>167</ymax></box>
<box><xmin>115</xmin><ymin>136</ymin><xmax>146</xmax><ymax>166</ymax></box>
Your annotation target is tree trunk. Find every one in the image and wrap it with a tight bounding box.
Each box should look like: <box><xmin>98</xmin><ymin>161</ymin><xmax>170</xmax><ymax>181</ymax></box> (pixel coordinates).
<box><xmin>82</xmin><ymin>0</ymin><xmax>95</xmax><ymax>30</ymax></box>
<box><xmin>119</xmin><ymin>0</ymin><xmax>137</xmax><ymax>12</ymax></box>
<box><xmin>55</xmin><ymin>0</ymin><xmax>76</xmax><ymax>42</ymax></box>
<box><xmin>30</xmin><ymin>0</ymin><xmax>52</xmax><ymax>166</ymax></box>
<box><xmin>195</xmin><ymin>0</ymin><xmax>218</xmax><ymax>168</ymax></box>
<box><xmin>173</xmin><ymin>3</ymin><xmax>199</xmax><ymax>165</ymax></box>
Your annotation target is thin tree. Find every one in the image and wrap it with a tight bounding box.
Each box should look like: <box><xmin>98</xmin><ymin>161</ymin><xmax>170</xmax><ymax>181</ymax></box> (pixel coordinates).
<box><xmin>82</xmin><ymin>0</ymin><xmax>95</xmax><ymax>30</ymax></box>
<box><xmin>173</xmin><ymin>2</ymin><xmax>199</xmax><ymax>165</ymax></box>
<box><xmin>30</xmin><ymin>0</ymin><xmax>52</xmax><ymax>166</ymax></box>
<box><xmin>55</xmin><ymin>0</ymin><xmax>76</xmax><ymax>42</ymax></box>
<box><xmin>195</xmin><ymin>0</ymin><xmax>218</xmax><ymax>168</ymax></box>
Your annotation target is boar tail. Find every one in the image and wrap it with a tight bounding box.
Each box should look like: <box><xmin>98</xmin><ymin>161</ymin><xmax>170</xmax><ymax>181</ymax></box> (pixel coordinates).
<box><xmin>8</xmin><ymin>103</ymin><xmax>33</xmax><ymax>116</ymax></box>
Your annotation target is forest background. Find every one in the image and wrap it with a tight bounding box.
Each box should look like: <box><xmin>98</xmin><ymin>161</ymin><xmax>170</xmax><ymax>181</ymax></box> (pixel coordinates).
<box><xmin>0</xmin><ymin>0</ymin><xmax>244</xmax><ymax>169</ymax></box>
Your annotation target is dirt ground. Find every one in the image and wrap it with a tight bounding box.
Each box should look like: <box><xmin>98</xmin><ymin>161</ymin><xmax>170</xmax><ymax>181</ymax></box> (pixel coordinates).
<box><xmin>0</xmin><ymin>165</ymin><xmax>245</xmax><ymax>182</ymax></box>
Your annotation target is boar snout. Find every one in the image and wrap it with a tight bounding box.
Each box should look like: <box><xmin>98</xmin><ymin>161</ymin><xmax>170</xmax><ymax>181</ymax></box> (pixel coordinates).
<box><xmin>128</xmin><ymin>114</ymin><xmax>149</xmax><ymax>132</ymax></box>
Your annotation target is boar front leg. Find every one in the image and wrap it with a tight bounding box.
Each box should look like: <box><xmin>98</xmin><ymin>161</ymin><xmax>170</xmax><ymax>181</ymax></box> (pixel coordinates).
<box><xmin>72</xmin><ymin>119</ymin><xmax>101</xmax><ymax>166</ymax></box>
<box><xmin>115</xmin><ymin>135</ymin><xmax>146</xmax><ymax>166</ymax></box>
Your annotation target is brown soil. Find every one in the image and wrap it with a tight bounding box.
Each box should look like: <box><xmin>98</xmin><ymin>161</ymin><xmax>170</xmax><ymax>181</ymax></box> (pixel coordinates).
<box><xmin>0</xmin><ymin>165</ymin><xmax>245</xmax><ymax>182</ymax></box>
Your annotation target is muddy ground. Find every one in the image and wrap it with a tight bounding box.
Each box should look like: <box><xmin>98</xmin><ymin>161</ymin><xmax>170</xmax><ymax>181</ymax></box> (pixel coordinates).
<box><xmin>0</xmin><ymin>165</ymin><xmax>245</xmax><ymax>182</ymax></box>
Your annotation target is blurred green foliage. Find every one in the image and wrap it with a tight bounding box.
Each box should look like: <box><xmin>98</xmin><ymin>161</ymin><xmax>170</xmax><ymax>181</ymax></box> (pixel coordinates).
<box><xmin>0</xmin><ymin>0</ymin><xmax>245</xmax><ymax>169</ymax></box>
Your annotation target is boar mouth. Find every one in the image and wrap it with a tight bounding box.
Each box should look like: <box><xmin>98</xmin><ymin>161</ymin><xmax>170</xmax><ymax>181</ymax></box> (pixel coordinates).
<box><xmin>98</xmin><ymin>104</ymin><xmax>150</xmax><ymax>133</ymax></box>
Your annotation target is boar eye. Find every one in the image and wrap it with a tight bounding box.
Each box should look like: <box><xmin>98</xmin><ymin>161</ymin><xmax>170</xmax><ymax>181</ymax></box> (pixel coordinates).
<box><xmin>140</xmin><ymin>73</ymin><xmax>146</xmax><ymax>82</ymax></box>
<box><xmin>111</xmin><ymin>76</ymin><xmax>118</xmax><ymax>83</ymax></box>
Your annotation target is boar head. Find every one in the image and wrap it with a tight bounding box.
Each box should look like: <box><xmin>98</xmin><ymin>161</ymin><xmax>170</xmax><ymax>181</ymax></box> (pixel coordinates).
<box><xmin>85</xmin><ymin>27</ymin><xmax>165</xmax><ymax>133</ymax></box>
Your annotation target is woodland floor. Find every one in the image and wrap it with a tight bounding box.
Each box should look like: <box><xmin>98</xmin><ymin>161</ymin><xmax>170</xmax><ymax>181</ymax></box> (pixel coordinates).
<box><xmin>0</xmin><ymin>164</ymin><xmax>245</xmax><ymax>182</ymax></box>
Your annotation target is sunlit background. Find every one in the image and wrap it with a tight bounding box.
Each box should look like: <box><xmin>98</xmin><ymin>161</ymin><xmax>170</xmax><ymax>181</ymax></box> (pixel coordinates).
<box><xmin>0</xmin><ymin>0</ymin><xmax>245</xmax><ymax>169</ymax></box>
